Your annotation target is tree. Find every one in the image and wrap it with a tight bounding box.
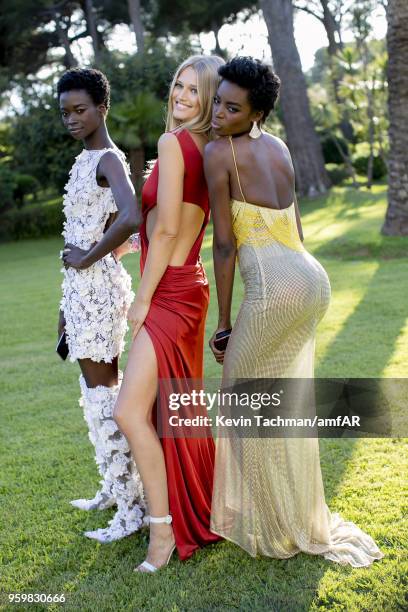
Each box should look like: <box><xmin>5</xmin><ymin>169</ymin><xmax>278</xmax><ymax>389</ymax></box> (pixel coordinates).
<box><xmin>83</xmin><ymin>0</ymin><xmax>103</xmax><ymax>63</ymax></box>
<box><xmin>109</xmin><ymin>91</ymin><xmax>163</xmax><ymax>192</ymax></box>
<box><xmin>260</xmin><ymin>0</ymin><xmax>331</xmax><ymax>196</ymax></box>
<box><xmin>295</xmin><ymin>1</ymin><xmax>356</xmax><ymax>141</ymax></box>
<box><xmin>382</xmin><ymin>0</ymin><xmax>408</xmax><ymax>235</ymax></box>
<box><xmin>10</xmin><ymin>89</ymin><xmax>79</xmax><ymax>191</ymax></box>
<box><xmin>294</xmin><ymin>0</ymin><xmax>344</xmax><ymax>56</ymax></box>
<box><xmin>0</xmin><ymin>0</ymin><xmax>61</xmax><ymax>84</ymax></box>
<box><xmin>127</xmin><ymin>0</ymin><xmax>144</xmax><ymax>54</ymax></box>
<box><xmin>153</xmin><ymin>0</ymin><xmax>256</xmax><ymax>56</ymax></box>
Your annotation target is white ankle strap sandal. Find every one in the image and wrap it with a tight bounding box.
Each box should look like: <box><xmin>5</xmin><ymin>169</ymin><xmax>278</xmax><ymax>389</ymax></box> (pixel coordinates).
<box><xmin>135</xmin><ymin>515</ymin><xmax>175</xmax><ymax>573</ymax></box>
<box><xmin>149</xmin><ymin>514</ymin><xmax>172</xmax><ymax>524</ymax></box>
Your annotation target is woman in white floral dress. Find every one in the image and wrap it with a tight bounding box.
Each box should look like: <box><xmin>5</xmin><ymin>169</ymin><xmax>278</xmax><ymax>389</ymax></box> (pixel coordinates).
<box><xmin>58</xmin><ymin>68</ymin><xmax>145</xmax><ymax>542</ymax></box>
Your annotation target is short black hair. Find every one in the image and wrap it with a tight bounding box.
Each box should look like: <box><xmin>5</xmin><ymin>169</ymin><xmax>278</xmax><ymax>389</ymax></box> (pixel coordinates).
<box><xmin>218</xmin><ymin>57</ymin><xmax>280</xmax><ymax>121</ymax></box>
<box><xmin>57</xmin><ymin>68</ymin><xmax>110</xmax><ymax>109</ymax></box>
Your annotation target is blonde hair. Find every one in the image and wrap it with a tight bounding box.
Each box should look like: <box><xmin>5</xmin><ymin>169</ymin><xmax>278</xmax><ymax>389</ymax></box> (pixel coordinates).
<box><xmin>165</xmin><ymin>54</ymin><xmax>225</xmax><ymax>136</ymax></box>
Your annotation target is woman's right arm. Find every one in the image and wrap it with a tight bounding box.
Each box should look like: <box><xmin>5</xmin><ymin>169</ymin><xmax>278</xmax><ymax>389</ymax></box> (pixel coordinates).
<box><xmin>204</xmin><ymin>141</ymin><xmax>237</xmax><ymax>363</ymax></box>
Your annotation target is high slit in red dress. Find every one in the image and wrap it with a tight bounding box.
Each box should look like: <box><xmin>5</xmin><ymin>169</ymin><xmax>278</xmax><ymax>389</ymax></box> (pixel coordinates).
<box><xmin>140</xmin><ymin>129</ymin><xmax>221</xmax><ymax>560</ymax></box>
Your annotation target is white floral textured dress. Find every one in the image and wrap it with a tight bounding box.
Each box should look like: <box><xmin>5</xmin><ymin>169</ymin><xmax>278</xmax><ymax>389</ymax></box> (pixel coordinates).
<box><xmin>60</xmin><ymin>147</ymin><xmax>146</xmax><ymax>543</ymax></box>
<box><xmin>61</xmin><ymin>147</ymin><xmax>134</xmax><ymax>363</ymax></box>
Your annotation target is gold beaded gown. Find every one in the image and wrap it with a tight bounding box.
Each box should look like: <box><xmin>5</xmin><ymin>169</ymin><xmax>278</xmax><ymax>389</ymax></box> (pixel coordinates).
<box><xmin>210</xmin><ymin>138</ymin><xmax>383</xmax><ymax>568</ymax></box>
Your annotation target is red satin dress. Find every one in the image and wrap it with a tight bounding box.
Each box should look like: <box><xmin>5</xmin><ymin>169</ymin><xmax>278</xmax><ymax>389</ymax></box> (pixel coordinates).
<box><xmin>140</xmin><ymin>129</ymin><xmax>221</xmax><ymax>560</ymax></box>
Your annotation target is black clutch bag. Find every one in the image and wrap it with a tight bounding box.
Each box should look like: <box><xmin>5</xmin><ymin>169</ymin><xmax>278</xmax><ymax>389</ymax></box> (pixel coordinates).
<box><xmin>213</xmin><ymin>328</ymin><xmax>232</xmax><ymax>351</ymax></box>
<box><xmin>56</xmin><ymin>331</ymin><xmax>69</xmax><ymax>361</ymax></box>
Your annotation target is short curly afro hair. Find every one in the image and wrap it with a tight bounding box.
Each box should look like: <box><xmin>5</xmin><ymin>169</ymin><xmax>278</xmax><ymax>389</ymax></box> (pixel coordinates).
<box><xmin>57</xmin><ymin>68</ymin><xmax>110</xmax><ymax>110</ymax></box>
<box><xmin>218</xmin><ymin>57</ymin><xmax>280</xmax><ymax>121</ymax></box>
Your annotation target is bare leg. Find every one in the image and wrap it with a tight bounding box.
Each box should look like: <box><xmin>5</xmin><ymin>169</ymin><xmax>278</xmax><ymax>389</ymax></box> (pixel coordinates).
<box><xmin>78</xmin><ymin>356</ymin><xmax>118</xmax><ymax>388</ymax></box>
<box><xmin>114</xmin><ymin>327</ymin><xmax>175</xmax><ymax>570</ymax></box>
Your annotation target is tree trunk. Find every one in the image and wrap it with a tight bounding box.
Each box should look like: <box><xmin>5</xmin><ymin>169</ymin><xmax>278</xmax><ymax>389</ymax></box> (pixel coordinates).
<box><xmin>382</xmin><ymin>0</ymin><xmax>408</xmax><ymax>235</ymax></box>
<box><xmin>212</xmin><ymin>21</ymin><xmax>223</xmax><ymax>57</ymax></box>
<box><xmin>55</xmin><ymin>17</ymin><xmax>77</xmax><ymax>69</ymax></box>
<box><xmin>127</xmin><ymin>0</ymin><xmax>144</xmax><ymax>54</ymax></box>
<box><xmin>366</xmin><ymin>81</ymin><xmax>375</xmax><ymax>189</ymax></box>
<box><xmin>332</xmin><ymin>135</ymin><xmax>358</xmax><ymax>188</ymax></box>
<box><xmin>84</xmin><ymin>0</ymin><xmax>101</xmax><ymax>64</ymax></box>
<box><xmin>260</xmin><ymin>0</ymin><xmax>330</xmax><ymax>196</ymax></box>
<box><xmin>320</xmin><ymin>0</ymin><xmax>341</xmax><ymax>56</ymax></box>
<box><xmin>129</xmin><ymin>147</ymin><xmax>145</xmax><ymax>195</ymax></box>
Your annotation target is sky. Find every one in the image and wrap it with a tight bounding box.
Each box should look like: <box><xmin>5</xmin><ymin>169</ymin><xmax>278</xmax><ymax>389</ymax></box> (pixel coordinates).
<box><xmin>5</xmin><ymin>6</ymin><xmax>387</xmax><ymax>115</ymax></box>
<box><xmin>104</xmin><ymin>7</ymin><xmax>387</xmax><ymax>72</ymax></box>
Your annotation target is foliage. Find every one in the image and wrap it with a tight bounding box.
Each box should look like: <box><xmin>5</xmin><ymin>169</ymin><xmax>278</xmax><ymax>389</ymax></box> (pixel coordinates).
<box><xmin>13</xmin><ymin>173</ymin><xmax>41</xmax><ymax>207</ymax></box>
<box><xmin>0</xmin><ymin>198</ymin><xmax>63</xmax><ymax>242</ymax></box>
<box><xmin>325</xmin><ymin>163</ymin><xmax>349</xmax><ymax>185</ymax></box>
<box><xmin>337</xmin><ymin>41</ymin><xmax>388</xmax><ymax>142</ymax></box>
<box><xmin>0</xmin><ymin>164</ymin><xmax>17</xmax><ymax>214</ymax></box>
<box><xmin>308</xmin><ymin>35</ymin><xmax>388</xmax><ymax>189</ymax></box>
<box><xmin>101</xmin><ymin>39</ymin><xmax>195</xmax><ymax>104</ymax></box>
<box><xmin>152</xmin><ymin>0</ymin><xmax>256</xmax><ymax>39</ymax></box>
<box><xmin>109</xmin><ymin>92</ymin><xmax>164</xmax><ymax>151</ymax></box>
<box><xmin>7</xmin><ymin>40</ymin><xmax>187</xmax><ymax>200</ymax></box>
<box><xmin>353</xmin><ymin>154</ymin><xmax>387</xmax><ymax>179</ymax></box>
<box><xmin>320</xmin><ymin>132</ymin><xmax>349</xmax><ymax>164</ymax></box>
<box><xmin>0</xmin><ymin>0</ymin><xmax>61</xmax><ymax>85</ymax></box>
<box><xmin>10</xmin><ymin>90</ymin><xmax>79</xmax><ymax>191</ymax></box>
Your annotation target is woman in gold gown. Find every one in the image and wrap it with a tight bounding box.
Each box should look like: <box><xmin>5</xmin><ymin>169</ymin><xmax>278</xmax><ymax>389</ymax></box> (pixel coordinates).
<box><xmin>204</xmin><ymin>57</ymin><xmax>383</xmax><ymax>567</ymax></box>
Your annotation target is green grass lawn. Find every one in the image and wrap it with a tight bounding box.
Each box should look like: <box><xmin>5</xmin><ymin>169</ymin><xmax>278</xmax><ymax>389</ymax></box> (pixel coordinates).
<box><xmin>0</xmin><ymin>184</ymin><xmax>407</xmax><ymax>611</ymax></box>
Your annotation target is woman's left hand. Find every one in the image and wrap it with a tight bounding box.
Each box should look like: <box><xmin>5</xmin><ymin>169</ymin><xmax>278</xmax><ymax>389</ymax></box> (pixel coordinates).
<box><xmin>209</xmin><ymin>329</ymin><xmax>226</xmax><ymax>365</ymax></box>
<box><xmin>62</xmin><ymin>243</ymin><xmax>92</xmax><ymax>270</ymax></box>
<box><xmin>128</xmin><ymin>296</ymin><xmax>151</xmax><ymax>340</ymax></box>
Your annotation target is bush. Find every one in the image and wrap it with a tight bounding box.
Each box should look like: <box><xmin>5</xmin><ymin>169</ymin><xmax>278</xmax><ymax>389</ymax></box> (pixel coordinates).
<box><xmin>0</xmin><ymin>164</ymin><xmax>17</xmax><ymax>214</ymax></box>
<box><xmin>353</xmin><ymin>155</ymin><xmax>387</xmax><ymax>179</ymax></box>
<box><xmin>326</xmin><ymin>164</ymin><xmax>349</xmax><ymax>185</ymax></box>
<box><xmin>0</xmin><ymin>200</ymin><xmax>64</xmax><ymax>242</ymax></box>
<box><xmin>320</xmin><ymin>133</ymin><xmax>349</xmax><ymax>165</ymax></box>
<box><xmin>13</xmin><ymin>173</ymin><xmax>41</xmax><ymax>207</ymax></box>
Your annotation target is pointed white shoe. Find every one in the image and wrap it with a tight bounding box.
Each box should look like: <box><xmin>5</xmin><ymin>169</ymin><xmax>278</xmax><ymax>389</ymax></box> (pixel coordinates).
<box><xmin>134</xmin><ymin>515</ymin><xmax>176</xmax><ymax>573</ymax></box>
<box><xmin>70</xmin><ymin>488</ymin><xmax>116</xmax><ymax>511</ymax></box>
<box><xmin>84</xmin><ymin>503</ymin><xmax>144</xmax><ymax>543</ymax></box>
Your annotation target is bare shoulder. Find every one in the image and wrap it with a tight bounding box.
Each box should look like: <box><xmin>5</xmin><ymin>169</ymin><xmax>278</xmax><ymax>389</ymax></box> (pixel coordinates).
<box><xmin>263</xmin><ymin>132</ymin><xmax>289</xmax><ymax>154</ymax></box>
<box><xmin>157</xmin><ymin>133</ymin><xmax>184</xmax><ymax>171</ymax></box>
<box><xmin>158</xmin><ymin>131</ymin><xmax>180</xmax><ymax>151</ymax></box>
<box><xmin>98</xmin><ymin>149</ymin><xmax>126</xmax><ymax>175</ymax></box>
<box><xmin>204</xmin><ymin>137</ymin><xmax>230</xmax><ymax>163</ymax></box>
<box><xmin>264</xmin><ymin>132</ymin><xmax>293</xmax><ymax>168</ymax></box>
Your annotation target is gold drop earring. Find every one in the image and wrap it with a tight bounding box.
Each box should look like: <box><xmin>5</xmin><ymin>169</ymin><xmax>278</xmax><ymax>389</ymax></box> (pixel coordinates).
<box><xmin>249</xmin><ymin>121</ymin><xmax>262</xmax><ymax>139</ymax></box>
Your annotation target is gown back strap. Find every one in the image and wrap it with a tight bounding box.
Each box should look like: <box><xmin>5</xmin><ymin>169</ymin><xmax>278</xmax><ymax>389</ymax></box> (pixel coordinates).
<box><xmin>229</xmin><ymin>136</ymin><xmax>247</xmax><ymax>203</ymax></box>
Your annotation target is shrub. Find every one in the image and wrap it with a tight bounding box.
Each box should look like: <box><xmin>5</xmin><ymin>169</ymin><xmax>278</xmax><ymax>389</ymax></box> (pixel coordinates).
<box><xmin>353</xmin><ymin>155</ymin><xmax>387</xmax><ymax>179</ymax></box>
<box><xmin>320</xmin><ymin>133</ymin><xmax>349</xmax><ymax>165</ymax></box>
<box><xmin>0</xmin><ymin>165</ymin><xmax>17</xmax><ymax>214</ymax></box>
<box><xmin>13</xmin><ymin>173</ymin><xmax>41</xmax><ymax>207</ymax></box>
<box><xmin>326</xmin><ymin>164</ymin><xmax>349</xmax><ymax>185</ymax></box>
<box><xmin>0</xmin><ymin>200</ymin><xmax>63</xmax><ymax>242</ymax></box>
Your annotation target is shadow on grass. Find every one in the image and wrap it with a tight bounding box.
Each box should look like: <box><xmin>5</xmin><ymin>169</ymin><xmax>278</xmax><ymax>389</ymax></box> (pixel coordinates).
<box><xmin>14</xmin><ymin>320</ymin><xmax>363</xmax><ymax>608</ymax></box>
<box><xmin>299</xmin><ymin>183</ymin><xmax>387</xmax><ymax>220</ymax></box>
<box><xmin>317</xmin><ymin>262</ymin><xmax>407</xmax><ymax>378</ymax></box>
<box><xmin>2</xmin><ymin>228</ymin><xmax>390</xmax><ymax>610</ymax></box>
<box><xmin>312</xmin><ymin>234</ymin><xmax>408</xmax><ymax>260</ymax></box>
<box><xmin>17</xmin><ymin>432</ymin><xmax>358</xmax><ymax>611</ymax></box>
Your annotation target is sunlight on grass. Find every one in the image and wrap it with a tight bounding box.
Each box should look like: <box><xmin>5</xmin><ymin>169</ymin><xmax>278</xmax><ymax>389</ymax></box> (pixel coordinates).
<box><xmin>382</xmin><ymin>318</ymin><xmax>408</xmax><ymax>377</ymax></box>
<box><xmin>0</xmin><ymin>183</ymin><xmax>407</xmax><ymax>610</ymax></box>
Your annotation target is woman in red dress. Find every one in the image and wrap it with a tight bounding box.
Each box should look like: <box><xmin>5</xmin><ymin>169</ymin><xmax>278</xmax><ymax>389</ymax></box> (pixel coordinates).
<box><xmin>114</xmin><ymin>55</ymin><xmax>224</xmax><ymax>572</ymax></box>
